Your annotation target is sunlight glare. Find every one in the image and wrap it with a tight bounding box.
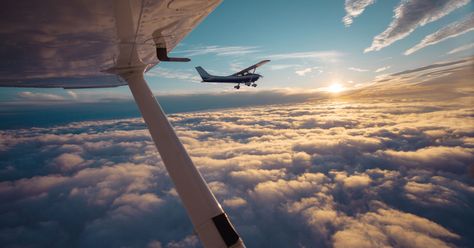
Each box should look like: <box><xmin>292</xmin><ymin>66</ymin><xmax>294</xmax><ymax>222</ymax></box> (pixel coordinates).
<box><xmin>328</xmin><ymin>83</ymin><xmax>344</xmax><ymax>93</ymax></box>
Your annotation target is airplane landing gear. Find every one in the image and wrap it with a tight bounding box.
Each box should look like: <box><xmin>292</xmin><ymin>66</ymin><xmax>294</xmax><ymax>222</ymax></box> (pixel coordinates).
<box><xmin>234</xmin><ymin>85</ymin><xmax>240</xmax><ymax>89</ymax></box>
<box><xmin>251</xmin><ymin>83</ymin><xmax>257</xmax><ymax>87</ymax></box>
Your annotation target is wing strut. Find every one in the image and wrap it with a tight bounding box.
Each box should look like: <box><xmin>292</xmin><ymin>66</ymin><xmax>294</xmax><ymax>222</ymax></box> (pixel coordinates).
<box><xmin>121</xmin><ymin>69</ymin><xmax>245</xmax><ymax>248</ymax></box>
<box><xmin>113</xmin><ymin>1</ymin><xmax>243</xmax><ymax>246</ymax></box>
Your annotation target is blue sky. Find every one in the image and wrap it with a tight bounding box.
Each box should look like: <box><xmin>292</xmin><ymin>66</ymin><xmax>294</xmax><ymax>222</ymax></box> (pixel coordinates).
<box><xmin>0</xmin><ymin>0</ymin><xmax>473</xmax><ymax>100</ymax></box>
<box><xmin>150</xmin><ymin>0</ymin><xmax>473</xmax><ymax>92</ymax></box>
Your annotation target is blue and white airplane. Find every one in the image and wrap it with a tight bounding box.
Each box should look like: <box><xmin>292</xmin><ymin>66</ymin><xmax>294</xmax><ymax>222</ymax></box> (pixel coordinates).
<box><xmin>196</xmin><ymin>60</ymin><xmax>270</xmax><ymax>89</ymax></box>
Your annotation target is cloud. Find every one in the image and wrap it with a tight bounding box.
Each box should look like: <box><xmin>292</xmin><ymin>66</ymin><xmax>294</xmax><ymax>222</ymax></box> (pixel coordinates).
<box><xmin>447</xmin><ymin>42</ymin><xmax>474</xmax><ymax>54</ymax></box>
<box><xmin>405</xmin><ymin>13</ymin><xmax>474</xmax><ymax>55</ymax></box>
<box><xmin>375</xmin><ymin>66</ymin><xmax>390</xmax><ymax>73</ymax></box>
<box><xmin>333</xmin><ymin>171</ymin><xmax>372</xmax><ymax>188</ymax></box>
<box><xmin>348</xmin><ymin>67</ymin><xmax>369</xmax><ymax>72</ymax></box>
<box><xmin>295</xmin><ymin>68</ymin><xmax>312</xmax><ymax>76</ymax></box>
<box><xmin>332</xmin><ymin>205</ymin><xmax>460</xmax><ymax>248</ymax></box>
<box><xmin>268</xmin><ymin>50</ymin><xmax>343</xmax><ymax>61</ymax></box>
<box><xmin>343</xmin><ymin>0</ymin><xmax>376</xmax><ymax>26</ymax></box>
<box><xmin>147</xmin><ymin>67</ymin><xmax>201</xmax><ymax>82</ymax></box>
<box><xmin>174</xmin><ymin>45</ymin><xmax>259</xmax><ymax>57</ymax></box>
<box><xmin>66</xmin><ymin>90</ymin><xmax>78</xmax><ymax>100</ymax></box>
<box><xmin>365</xmin><ymin>0</ymin><xmax>471</xmax><ymax>52</ymax></box>
<box><xmin>361</xmin><ymin>57</ymin><xmax>474</xmax><ymax>99</ymax></box>
<box><xmin>269</xmin><ymin>64</ymin><xmax>299</xmax><ymax>70</ymax></box>
<box><xmin>52</xmin><ymin>153</ymin><xmax>85</xmax><ymax>172</ymax></box>
<box><xmin>295</xmin><ymin>67</ymin><xmax>323</xmax><ymax>76</ymax></box>
<box><xmin>1</xmin><ymin>77</ymin><xmax>474</xmax><ymax>247</ymax></box>
<box><xmin>17</xmin><ymin>91</ymin><xmax>66</xmax><ymax>101</ymax></box>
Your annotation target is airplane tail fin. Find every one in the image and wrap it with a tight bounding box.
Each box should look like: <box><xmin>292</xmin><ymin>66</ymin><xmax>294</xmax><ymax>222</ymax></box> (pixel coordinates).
<box><xmin>195</xmin><ymin>66</ymin><xmax>212</xmax><ymax>80</ymax></box>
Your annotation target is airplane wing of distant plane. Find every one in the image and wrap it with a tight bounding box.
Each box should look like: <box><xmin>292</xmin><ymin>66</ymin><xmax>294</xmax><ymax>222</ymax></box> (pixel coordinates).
<box><xmin>0</xmin><ymin>1</ymin><xmax>245</xmax><ymax>247</ymax></box>
<box><xmin>231</xmin><ymin>59</ymin><xmax>271</xmax><ymax>76</ymax></box>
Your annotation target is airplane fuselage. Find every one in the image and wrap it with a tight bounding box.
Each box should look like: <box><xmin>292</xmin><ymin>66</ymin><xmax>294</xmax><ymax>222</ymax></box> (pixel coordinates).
<box><xmin>201</xmin><ymin>73</ymin><xmax>260</xmax><ymax>83</ymax></box>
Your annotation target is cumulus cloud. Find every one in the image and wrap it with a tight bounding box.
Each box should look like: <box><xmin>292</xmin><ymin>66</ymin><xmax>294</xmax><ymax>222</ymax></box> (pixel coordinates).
<box><xmin>365</xmin><ymin>0</ymin><xmax>471</xmax><ymax>52</ymax></box>
<box><xmin>332</xmin><ymin>204</ymin><xmax>460</xmax><ymax>248</ymax></box>
<box><xmin>343</xmin><ymin>0</ymin><xmax>376</xmax><ymax>26</ymax></box>
<box><xmin>1</xmin><ymin>80</ymin><xmax>474</xmax><ymax>247</ymax></box>
<box><xmin>405</xmin><ymin>13</ymin><xmax>474</xmax><ymax>55</ymax></box>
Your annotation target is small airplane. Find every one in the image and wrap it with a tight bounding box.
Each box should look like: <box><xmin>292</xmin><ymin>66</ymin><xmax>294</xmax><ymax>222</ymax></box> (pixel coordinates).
<box><xmin>196</xmin><ymin>60</ymin><xmax>270</xmax><ymax>89</ymax></box>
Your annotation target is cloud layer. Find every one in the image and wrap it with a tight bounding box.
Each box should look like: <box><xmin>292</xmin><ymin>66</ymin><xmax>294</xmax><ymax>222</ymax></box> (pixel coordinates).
<box><xmin>1</xmin><ymin>89</ymin><xmax>473</xmax><ymax>247</ymax></box>
<box><xmin>365</xmin><ymin>0</ymin><xmax>470</xmax><ymax>52</ymax></box>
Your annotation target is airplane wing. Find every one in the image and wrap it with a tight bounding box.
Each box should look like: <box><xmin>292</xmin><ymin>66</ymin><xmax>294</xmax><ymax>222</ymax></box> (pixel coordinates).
<box><xmin>231</xmin><ymin>59</ymin><xmax>271</xmax><ymax>76</ymax></box>
<box><xmin>0</xmin><ymin>0</ymin><xmax>219</xmax><ymax>88</ymax></box>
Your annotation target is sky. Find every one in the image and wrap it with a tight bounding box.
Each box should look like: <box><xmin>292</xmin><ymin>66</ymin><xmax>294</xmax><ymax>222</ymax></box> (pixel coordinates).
<box><xmin>0</xmin><ymin>0</ymin><xmax>473</xmax><ymax>103</ymax></box>
<box><xmin>1</xmin><ymin>0</ymin><xmax>474</xmax><ymax>248</ymax></box>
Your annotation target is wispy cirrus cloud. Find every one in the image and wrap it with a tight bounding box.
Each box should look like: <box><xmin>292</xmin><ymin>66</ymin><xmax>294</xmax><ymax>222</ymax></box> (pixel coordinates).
<box><xmin>295</xmin><ymin>68</ymin><xmax>312</xmax><ymax>76</ymax></box>
<box><xmin>365</xmin><ymin>0</ymin><xmax>471</xmax><ymax>52</ymax></box>
<box><xmin>348</xmin><ymin>67</ymin><xmax>369</xmax><ymax>72</ymax></box>
<box><xmin>147</xmin><ymin>67</ymin><xmax>201</xmax><ymax>82</ymax></box>
<box><xmin>17</xmin><ymin>91</ymin><xmax>67</xmax><ymax>101</ymax></box>
<box><xmin>269</xmin><ymin>64</ymin><xmax>299</xmax><ymax>71</ymax></box>
<box><xmin>295</xmin><ymin>67</ymin><xmax>322</xmax><ymax>76</ymax></box>
<box><xmin>447</xmin><ymin>42</ymin><xmax>474</xmax><ymax>54</ymax></box>
<box><xmin>375</xmin><ymin>65</ymin><xmax>390</xmax><ymax>73</ymax></box>
<box><xmin>342</xmin><ymin>0</ymin><xmax>376</xmax><ymax>26</ymax></box>
<box><xmin>174</xmin><ymin>45</ymin><xmax>260</xmax><ymax>57</ymax></box>
<box><xmin>268</xmin><ymin>50</ymin><xmax>344</xmax><ymax>61</ymax></box>
<box><xmin>405</xmin><ymin>13</ymin><xmax>474</xmax><ymax>55</ymax></box>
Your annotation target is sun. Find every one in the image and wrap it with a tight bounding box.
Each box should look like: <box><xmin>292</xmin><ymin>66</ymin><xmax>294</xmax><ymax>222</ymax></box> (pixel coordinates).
<box><xmin>328</xmin><ymin>83</ymin><xmax>344</xmax><ymax>93</ymax></box>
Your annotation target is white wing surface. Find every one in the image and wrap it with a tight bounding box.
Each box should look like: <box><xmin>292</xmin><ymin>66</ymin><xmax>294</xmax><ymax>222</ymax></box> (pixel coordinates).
<box><xmin>0</xmin><ymin>0</ymin><xmax>220</xmax><ymax>88</ymax></box>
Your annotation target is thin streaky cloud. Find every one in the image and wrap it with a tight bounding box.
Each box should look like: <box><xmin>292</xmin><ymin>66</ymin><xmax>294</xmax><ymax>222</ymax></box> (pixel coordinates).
<box><xmin>365</xmin><ymin>0</ymin><xmax>470</xmax><ymax>53</ymax></box>
<box><xmin>174</xmin><ymin>45</ymin><xmax>260</xmax><ymax>57</ymax></box>
<box><xmin>348</xmin><ymin>67</ymin><xmax>369</xmax><ymax>72</ymax></box>
<box><xmin>268</xmin><ymin>50</ymin><xmax>343</xmax><ymax>60</ymax></box>
<box><xmin>447</xmin><ymin>42</ymin><xmax>474</xmax><ymax>54</ymax></box>
<box><xmin>343</xmin><ymin>0</ymin><xmax>376</xmax><ymax>27</ymax></box>
<box><xmin>295</xmin><ymin>67</ymin><xmax>322</xmax><ymax>76</ymax></box>
<box><xmin>17</xmin><ymin>91</ymin><xmax>66</xmax><ymax>101</ymax></box>
<box><xmin>375</xmin><ymin>66</ymin><xmax>390</xmax><ymax>73</ymax></box>
<box><xmin>295</xmin><ymin>68</ymin><xmax>312</xmax><ymax>76</ymax></box>
<box><xmin>405</xmin><ymin>13</ymin><xmax>474</xmax><ymax>55</ymax></box>
<box><xmin>147</xmin><ymin>67</ymin><xmax>201</xmax><ymax>82</ymax></box>
<box><xmin>269</xmin><ymin>64</ymin><xmax>299</xmax><ymax>71</ymax></box>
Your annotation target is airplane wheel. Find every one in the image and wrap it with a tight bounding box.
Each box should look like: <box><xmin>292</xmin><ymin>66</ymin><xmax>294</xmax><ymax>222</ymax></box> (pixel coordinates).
<box><xmin>234</xmin><ymin>85</ymin><xmax>240</xmax><ymax>89</ymax></box>
<box><xmin>252</xmin><ymin>84</ymin><xmax>257</xmax><ymax>87</ymax></box>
